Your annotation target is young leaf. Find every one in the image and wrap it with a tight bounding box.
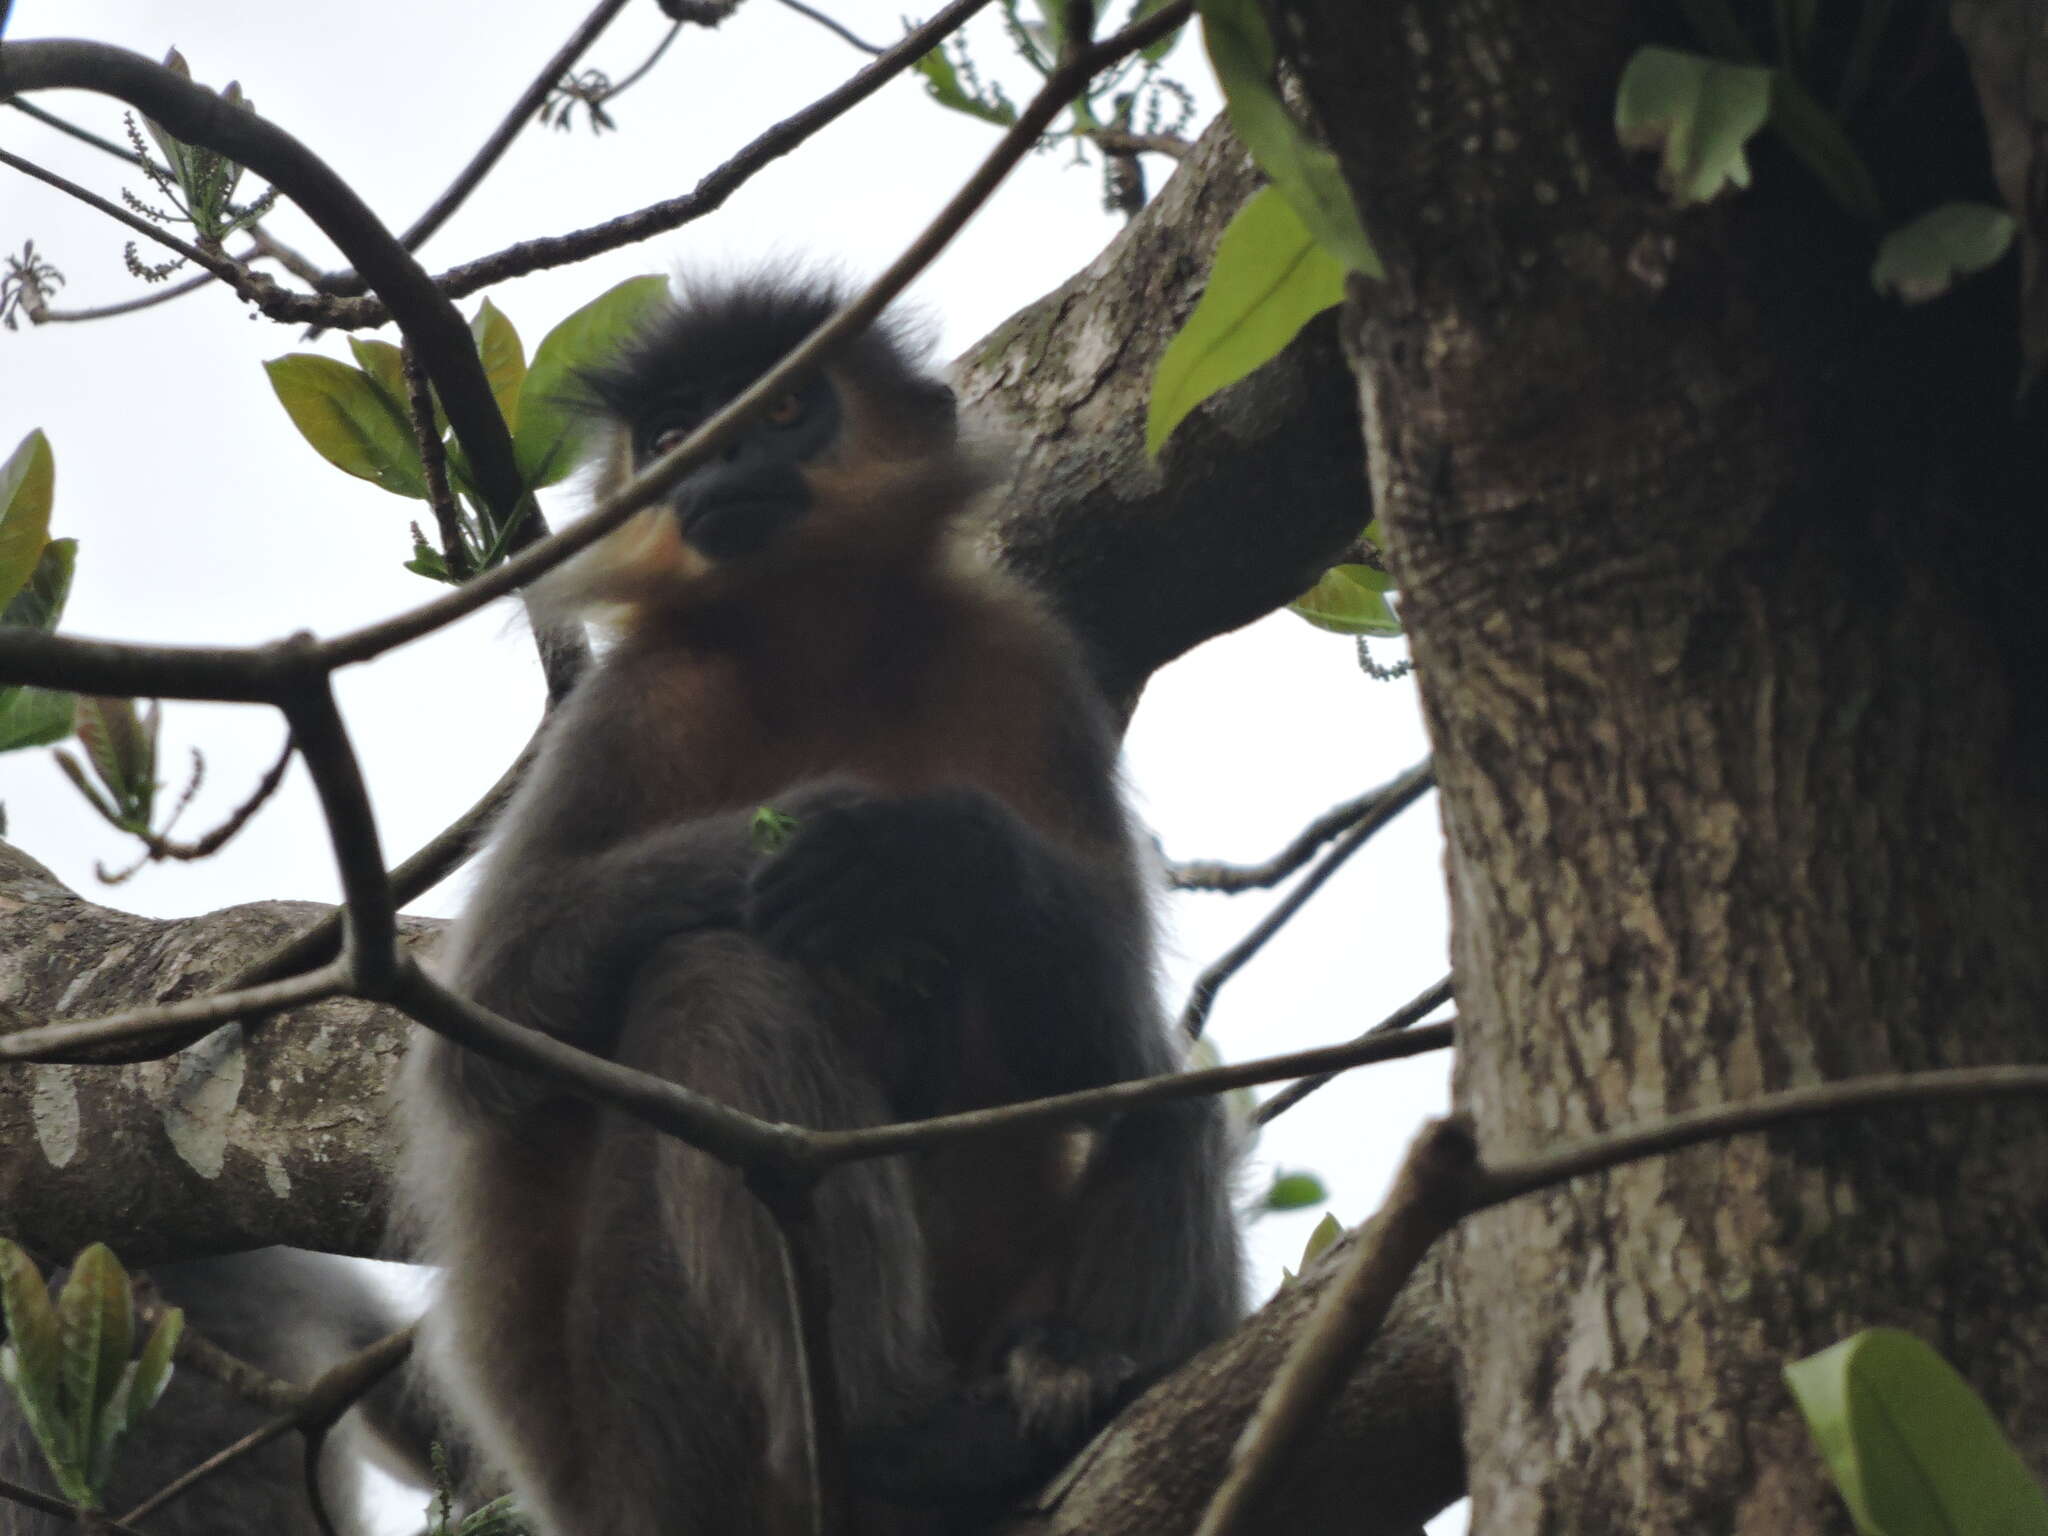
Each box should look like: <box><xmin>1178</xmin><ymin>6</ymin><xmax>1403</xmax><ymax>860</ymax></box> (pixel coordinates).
<box><xmin>0</xmin><ymin>429</ymin><xmax>55</xmax><ymax>611</ymax></box>
<box><xmin>0</xmin><ymin>1241</ymin><xmax>64</xmax><ymax>1448</ymax></box>
<box><xmin>0</xmin><ymin>538</ymin><xmax>80</xmax><ymax>752</ymax></box>
<box><xmin>514</xmin><ymin>275</ymin><xmax>670</xmax><ymax>491</ymax></box>
<box><xmin>1615</xmin><ymin>47</ymin><xmax>1773</xmax><ymax>206</ymax></box>
<box><xmin>1786</xmin><ymin>1328</ymin><xmax>2048</xmax><ymax>1536</ymax></box>
<box><xmin>265</xmin><ymin>353</ymin><xmax>431</xmax><ymax>499</ymax></box>
<box><xmin>73</xmin><ymin>697</ymin><xmax>158</xmax><ymax>824</ymax></box>
<box><xmin>123</xmin><ymin>1308</ymin><xmax>182</xmax><ymax>1433</ymax></box>
<box><xmin>1198</xmin><ymin>0</ymin><xmax>1379</xmax><ymax>275</ymax></box>
<box><xmin>1872</xmin><ymin>204</ymin><xmax>2017</xmax><ymax>304</ymax></box>
<box><xmin>1299</xmin><ymin>1212</ymin><xmax>1344</xmax><ymax>1269</ymax></box>
<box><xmin>1147</xmin><ymin>184</ymin><xmax>1346</xmax><ymax>455</ymax></box>
<box><xmin>58</xmin><ymin>1244</ymin><xmax>133</xmax><ymax>1505</ymax></box>
<box><xmin>1290</xmin><ymin>563</ymin><xmax>1402</xmax><ymax>636</ymax></box>
<box><xmin>1263</xmin><ymin>1170</ymin><xmax>1328</xmax><ymax>1211</ymax></box>
<box><xmin>472</xmin><ymin>298</ymin><xmax>528</xmax><ymax>428</ymax></box>
<box><xmin>1769</xmin><ymin>72</ymin><xmax>1880</xmax><ymax>222</ymax></box>
<box><xmin>913</xmin><ymin>47</ymin><xmax>1019</xmax><ymax>127</ymax></box>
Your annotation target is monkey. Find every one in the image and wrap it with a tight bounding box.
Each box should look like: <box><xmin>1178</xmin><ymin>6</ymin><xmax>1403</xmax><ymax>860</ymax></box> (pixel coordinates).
<box><xmin>0</xmin><ymin>1248</ymin><xmax>442</xmax><ymax>1536</ymax></box>
<box><xmin>399</xmin><ymin>272</ymin><xmax>1246</xmax><ymax>1536</ymax></box>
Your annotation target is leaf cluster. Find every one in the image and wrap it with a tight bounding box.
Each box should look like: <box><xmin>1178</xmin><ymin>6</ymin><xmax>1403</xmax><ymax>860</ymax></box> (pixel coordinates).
<box><xmin>0</xmin><ymin>1241</ymin><xmax>182</xmax><ymax>1513</ymax></box>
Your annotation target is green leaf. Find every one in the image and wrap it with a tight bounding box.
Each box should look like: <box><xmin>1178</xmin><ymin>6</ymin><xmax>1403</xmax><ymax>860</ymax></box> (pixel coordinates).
<box><xmin>0</xmin><ymin>688</ymin><xmax>76</xmax><ymax>753</ymax></box>
<box><xmin>1872</xmin><ymin>204</ymin><xmax>2017</xmax><ymax>304</ymax></box>
<box><xmin>1770</xmin><ymin>72</ymin><xmax>1880</xmax><ymax>222</ymax></box>
<box><xmin>1615</xmin><ymin>47</ymin><xmax>1773</xmax><ymax>206</ymax></box>
<box><xmin>58</xmin><ymin>1245</ymin><xmax>132</xmax><ymax>1504</ymax></box>
<box><xmin>471</xmin><ymin>298</ymin><xmax>528</xmax><ymax>429</ymax></box>
<box><xmin>73</xmin><ymin>697</ymin><xmax>158</xmax><ymax>822</ymax></box>
<box><xmin>1299</xmin><ymin>1212</ymin><xmax>1344</xmax><ymax>1270</ymax></box>
<box><xmin>265</xmin><ymin>353</ymin><xmax>430</xmax><ymax>499</ymax></box>
<box><xmin>913</xmin><ymin>47</ymin><xmax>1019</xmax><ymax>126</ymax></box>
<box><xmin>1147</xmin><ymin>185</ymin><xmax>1347</xmax><ymax>455</ymax></box>
<box><xmin>1263</xmin><ymin>1171</ymin><xmax>1328</xmax><ymax>1211</ymax></box>
<box><xmin>124</xmin><ymin>1309</ymin><xmax>181</xmax><ymax>1433</ymax></box>
<box><xmin>1786</xmin><ymin>1328</ymin><xmax>2048</xmax><ymax>1536</ymax></box>
<box><xmin>1197</xmin><ymin>0</ymin><xmax>1378</xmax><ymax>275</ymax></box>
<box><xmin>1</xmin><ymin>535</ymin><xmax>75</xmax><ymax>632</ymax></box>
<box><xmin>0</xmin><ymin>1241</ymin><xmax>63</xmax><ymax>1442</ymax></box>
<box><xmin>0</xmin><ymin>430</ymin><xmax>55</xmax><ymax>612</ymax></box>
<box><xmin>1290</xmin><ymin>563</ymin><xmax>1402</xmax><ymax>636</ymax></box>
<box><xmin>515</xmin><ymin>276</ymin><xmax>671</xmax><ymax>491</ymax></box>
<box><xmin>750</xmin><ymin>805</ymin><xmax>799</xmax><ymax>854</ymax></box>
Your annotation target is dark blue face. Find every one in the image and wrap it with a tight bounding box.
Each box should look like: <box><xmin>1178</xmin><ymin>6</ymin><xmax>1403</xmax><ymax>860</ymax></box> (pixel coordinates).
<box><xmin>635</xmin><ymin>373</ymin><xmax>841</xmax><ymax>561</ymax></box>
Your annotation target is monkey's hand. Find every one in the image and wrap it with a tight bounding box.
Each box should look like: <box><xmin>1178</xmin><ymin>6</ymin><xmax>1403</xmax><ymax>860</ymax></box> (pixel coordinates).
<box><xmin>746</xmin><ymin>788</ymin><xmax>1034</xmax><ymax>973</ymax></box>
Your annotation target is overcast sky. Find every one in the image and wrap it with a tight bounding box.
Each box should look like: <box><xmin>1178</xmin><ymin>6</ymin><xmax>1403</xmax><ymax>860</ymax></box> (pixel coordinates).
<box><xmin>1</xmin><ymin>2</ymin><xmax>1457</xmax><ymax>1525</ymax></box>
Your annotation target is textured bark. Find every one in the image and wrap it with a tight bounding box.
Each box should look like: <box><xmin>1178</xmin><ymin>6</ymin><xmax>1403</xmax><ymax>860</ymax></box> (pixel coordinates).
<box><xmin>0</xmin><ymin>840</ymin><xmax>430</xmax><ymax>1262</ymax></box>
<box><xmin>999</xmin><ymin>1245</ymin><xmax>1461</xmax><ymax>1536</ymax></box>
<box><xmin>1280</xmin><ymin>3</ymin><xmax>2048</xmax><ymax>1533</ymax></box>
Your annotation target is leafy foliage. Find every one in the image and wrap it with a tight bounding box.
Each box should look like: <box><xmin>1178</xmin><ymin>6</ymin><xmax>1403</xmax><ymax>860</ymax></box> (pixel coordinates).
<box><xmin>1872</xmin><ymin>204</ymin><xmax>2018</xmax><ymax>304</ymax></box>
<box><xmin>1786</xmin><ymin>1329</ymin><xmax>2048</xmax><ymax>1536</ymax></box>
<box><xmin>266</xmin><ymin>278</ymin><xmax>670</xmax><ymax>580</ymax></box>
<box><xmin>1146</xmin><ymin>185</ymin><xmax>1347</xmax><ymax>455</ymax></box>
<box><xmin>1615</xmin><ymin>47</ymin><xmax>1774</xmax><ymax>206</ymax></box>
<box><xmin>0</xmin><ymin>1241</ymin><xmax>182</xmax><ymax>1512</ymax></box>
<box><xmin>118</xmin><ymin>49</ymin><xmax>279</xmax><ymax>279</ymax></box>
<box><xmin>0</xmin><ymin>431</ymin><xmax>77</xmax><ymax>757</ymax></box>
<box><xmin>1291</xmin><ymin>559</ymin><xmax>1400</xmax><ymax>639</ymax></box>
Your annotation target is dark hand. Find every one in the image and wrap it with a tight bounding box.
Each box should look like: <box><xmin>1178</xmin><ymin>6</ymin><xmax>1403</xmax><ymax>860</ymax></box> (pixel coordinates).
<box><xmin>746</xmin><ymin>789</ymin><xmax>1029</xmax><ymax>972</ymax></box>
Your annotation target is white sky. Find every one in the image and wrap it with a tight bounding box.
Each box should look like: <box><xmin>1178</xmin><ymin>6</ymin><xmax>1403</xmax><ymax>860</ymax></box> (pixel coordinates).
<box><xmin>0</xmin><ymin>2</ymin><xmax>1458</xmax><ymax>1527</ymax></box>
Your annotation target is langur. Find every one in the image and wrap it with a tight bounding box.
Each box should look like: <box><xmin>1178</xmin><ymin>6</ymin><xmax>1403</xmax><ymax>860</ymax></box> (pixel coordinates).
<box><xmin>0</xmin><ymin>1249</ymin><xmax>438</xmax><ymax>1536</ymax></box>
<box><xmin>401</xmin><ymin>273</ymin><xmax>1245</xmax><ymax>1535</ymax></box>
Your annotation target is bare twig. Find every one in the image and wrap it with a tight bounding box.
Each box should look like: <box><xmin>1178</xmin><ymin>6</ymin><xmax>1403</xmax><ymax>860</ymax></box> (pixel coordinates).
<box><xmin>6</xmin><ymin>98</ymin><xmax>163</xmax><ymax>173</ymax></box>
<box><xmin>390</xmin><ymin>0</ymin><xmax>634</xmax><ymax>261</ymax></box>
<box><xmin>281</xmin><ymin>678</ymin><xmax>395</xmax><ymax>994</ymax></box>
<box><xmin>0</xmin><ymin>962</ymin><xmax>350</xmax><ymax>1062</ymax></box>
<box><xmin>0</xmin><ymin>1478</ymin><xmax>145</xmax><ymax>1536</ymax></box>
<box><xmin>99</xmin><ymin>735</ymin><xmax>295</xmax><ymax>876</ymax></box>
<box><xmin>1180</xmin><ymin>759</ymin><xmax>1435</xmax><ymax>1037</ymax></box>
<box><xmin>1087</xmin><ymin>127</ymin><xmax>1191</xmax><ymax>158</ymax></box>
<box><xmin>1172</xmin><ymin>766</ymin><xmax>1433</xmax><ymax>892</ymax></box>
<box><xmin>402</xmin><ymin>346</ymin><xmax>472</xmax><ymax>583</ymax></box>
<box><xmin>1255</xmin><ymin>978</ymin><xmax>1453</xmax><ymax>1124</ymax></box>
<box><xmin>775</xmin><ymin>0</ymin><xmax>888</xmax><ymax>54</ymax></box>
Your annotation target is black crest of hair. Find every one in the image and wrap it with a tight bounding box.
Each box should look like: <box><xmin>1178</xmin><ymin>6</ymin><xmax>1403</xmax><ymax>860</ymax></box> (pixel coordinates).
<box><xmin>577</xmin><ymin>273</ymin><xmax>955</xmax><ymax>434</ymax></box>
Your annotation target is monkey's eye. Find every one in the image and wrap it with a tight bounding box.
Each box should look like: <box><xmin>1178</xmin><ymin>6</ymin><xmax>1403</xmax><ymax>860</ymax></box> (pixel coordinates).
<box><xmin>762</xmin><ymin>392</ymin><xmax>806</xmax><ymax>429</ymax></box>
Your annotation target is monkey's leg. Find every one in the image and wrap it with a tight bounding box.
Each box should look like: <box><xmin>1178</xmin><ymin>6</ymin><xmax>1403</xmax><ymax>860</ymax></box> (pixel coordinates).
<box><xmin>549</xmin><ymin>931</ymin><xmax>948</xmax><ymax>1536</ymax></box>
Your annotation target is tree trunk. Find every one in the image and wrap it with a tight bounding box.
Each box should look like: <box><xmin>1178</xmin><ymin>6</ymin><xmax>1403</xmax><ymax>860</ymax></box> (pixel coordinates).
<box><xmin>1280</xmin><ymin>3</ymin><xmax>2048</xmax><ymax>1531</ymax></box>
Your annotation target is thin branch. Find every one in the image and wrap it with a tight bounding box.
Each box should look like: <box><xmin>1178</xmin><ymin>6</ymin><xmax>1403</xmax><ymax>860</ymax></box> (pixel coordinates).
<box><xmin>103</xmin><ymin>734</ymin><xmax>295</xmax><ymax>871</ymax></box>
<box><xmin>775</xmin><ymin>0</ymin><xmax>888</xmax><ymax>54</ymax></box>
<box><xmin>29</xmin><ymin>268</ymin><xmax>213</xmax><ymax>322</ymax></box>
<box><xmin>402</xmin><ymin>346</ymin><xmax>472</xmax><ymax>583</ymax></box>
<box><xmin>0</xmin><ymin>962</ymin><xmax>349</xmax><ymax>1063</ymax></box>
<box><xmin>5</xmin><ymin>98</ymin><xmax>163</xmax><ymax>173</ymax></box>
<box><xmin>1472</xmin><ymin>1063</ymin><xmax>2048</xmax><ymax>1208</ymax></box>
<box><xmin>132</xmin><ymin>1277</ymin><xmax>300</xmax><ymax>1413</ymax></box>
<box><xmin>0</xmin><ymin>145</ymin><xmax>245</xmax><ymax>283</ymax></box>
<box><xmin>588</xmin><ymin>19</ymin><xmax>684</xmax><ymax>102</ymax></box>
<box><xmin>1194</xmin><ymin>1119</ymin><xmax>1476</xmax><ymax>1536</ymax></box>
<box><xmin>281</xmin><ymin>678</ymin><xmax>395</xmax><ymax>994</ymax></box>
<box><xmin>1181</xmin><ymin>759</ymin><xmax>1435</xmax><ymax>1037</ymax></box>
<box><xmin>0</xmin><ymin>1478</ymin><xmax>145</xmax><ymax>1536</ymax></box>
<box><xmin>1086</xmin><ymin>127</ymin><xmax>1191</xmax><ymax>158</ymax></box>
<box><xmin>1255</xmin><ymin>979</ymin><xmax>1453</xmax><ymax>1124</ymax></box>
<box><xmin>810</xmin><ymin>1022</ymin><xmax>1455</xmax><ymax>1166</ymax></box>
<box><xmin>1172</xmin><ymin>767</ymin><xmax>1432</xmax><ymax>892</ymax></box>
<box><xmin>311</xmin><ymin>0</ymin><xmax>1192</xmax><ymax>672</ymax></box>
<box><xmin>392</xmin><ymin>958</ymin><xmax>805</xmax><ymax>1169</ymax></box>
<box><xmin>391</xmin><ymin>0</ymin><xmax>634</xmax><ymax>258</ymax></box>
<box><xmin>115</xmin><ymin>1326</ymin><xmax>412</xmax><ymax>1529</ymax></box>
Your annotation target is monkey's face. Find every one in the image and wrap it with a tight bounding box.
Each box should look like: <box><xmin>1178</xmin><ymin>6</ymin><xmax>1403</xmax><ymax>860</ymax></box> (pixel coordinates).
<box><xmin>635</xmin><ymin>374</ymin><xmax>841</xmax><ymax>562</ymax></box>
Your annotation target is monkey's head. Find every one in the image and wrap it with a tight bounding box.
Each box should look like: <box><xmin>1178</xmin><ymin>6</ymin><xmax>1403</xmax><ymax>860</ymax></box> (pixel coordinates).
<box><xmin>540</xmin><ymin>273</ymin><xmax>983</xmax><ymax>622</ymax></box>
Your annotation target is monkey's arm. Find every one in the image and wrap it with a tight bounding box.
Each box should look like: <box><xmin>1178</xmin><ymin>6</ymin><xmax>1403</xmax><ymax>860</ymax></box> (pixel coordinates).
<box><xmin>748</xmin><ymin>787</ymin><xmax>1163</xmax><ymax>1094</ymax></box>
